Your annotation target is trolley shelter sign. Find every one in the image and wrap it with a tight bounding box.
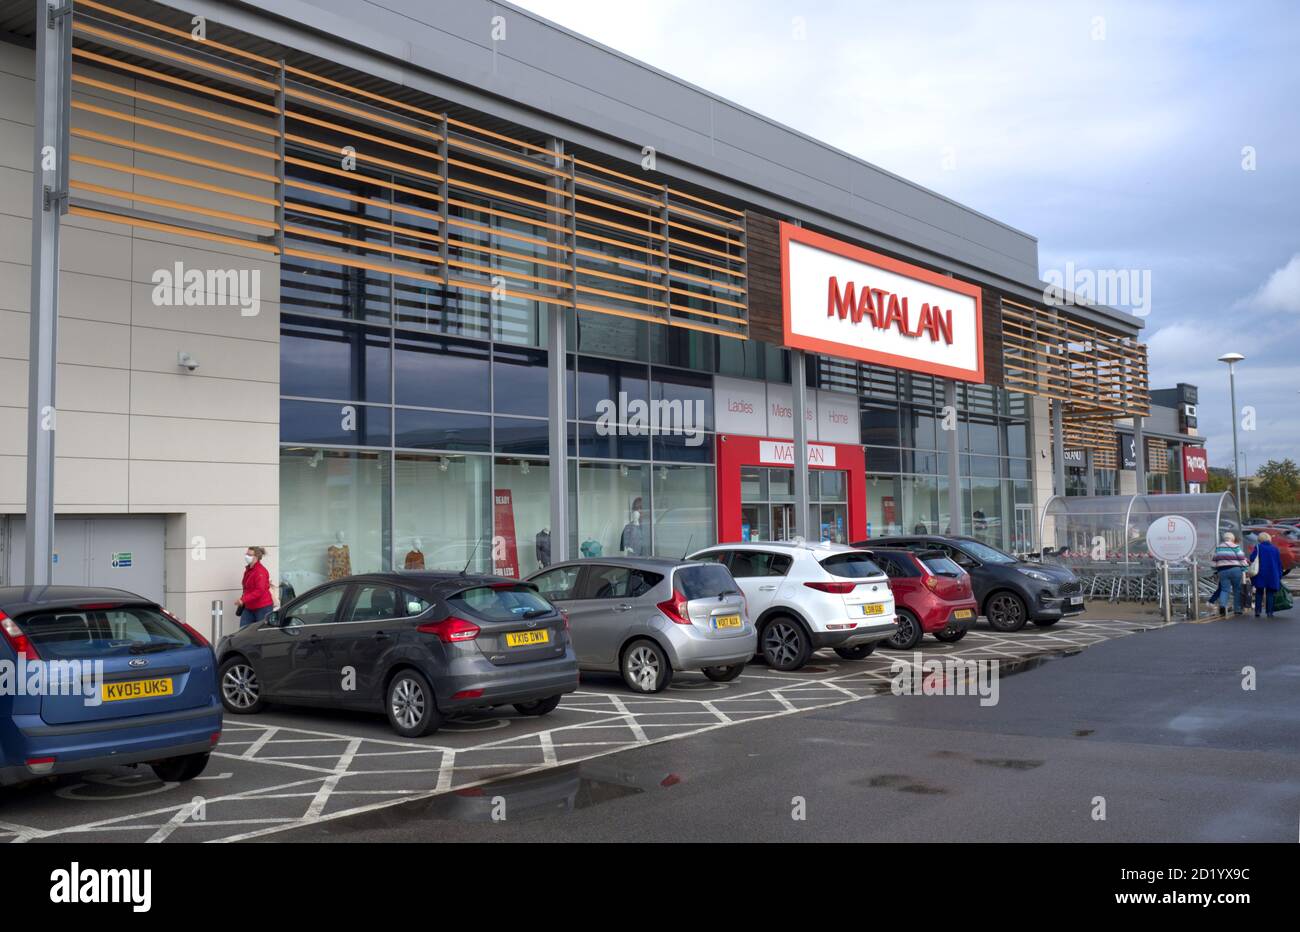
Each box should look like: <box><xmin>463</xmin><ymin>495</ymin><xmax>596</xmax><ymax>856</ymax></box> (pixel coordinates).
<box><xmin>779</xmin><ymin>223</ymin><xmax>985</xmax><ymax>382</ymax></box>
<box><xmin>1147</xmin><ymin>515</ymin><xmax>1198</xmax><ymax>563</ymax></box>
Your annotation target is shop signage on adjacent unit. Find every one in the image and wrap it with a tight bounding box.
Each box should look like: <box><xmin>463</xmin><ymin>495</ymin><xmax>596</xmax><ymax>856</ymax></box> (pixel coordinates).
<box><xmin>1117</xmin><ymin>432</ymin><xmax>1139</xmax><ymax>470</ymax></box>
<box><xmin>779</xmin><ymin>222</ymin><xmax>984</xmax><ymax>382</ymax></box>
<box><xmin>1062</xmin><ymin>448</ymin><xmax>1086</xmax><ymax>466</ymax></box>
<box><xmin>1182</xmin><ymin>446</ymin><xmax>1209</xmax><ymax>484</ymax></box>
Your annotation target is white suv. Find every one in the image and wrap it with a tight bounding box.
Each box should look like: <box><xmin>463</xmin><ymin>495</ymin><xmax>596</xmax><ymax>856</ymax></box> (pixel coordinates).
<box><xmin>688</xmin><ymin>541</ymin><xmax>896</xmax><ymax>671</ymax></box>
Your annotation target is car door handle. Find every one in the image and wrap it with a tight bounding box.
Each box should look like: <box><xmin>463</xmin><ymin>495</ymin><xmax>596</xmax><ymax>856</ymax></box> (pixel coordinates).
<box><xmin>758</xmin><ymin>585</ymin><xmax>778</xmax><ymax>591</ymax></box>
<box><xmin>613</xmin><ymin>603</ymin><xmax>633</xmax><ymax>612</ymax></box>
<box><xmin>306</xmin><ymin>633</ymin><xmax>322</xmax><ymax>644</ymax></box>
<box><xmin>373</xmin><ymin>631</ymin><xmax>391</xmax><ymax>641</ymax></box>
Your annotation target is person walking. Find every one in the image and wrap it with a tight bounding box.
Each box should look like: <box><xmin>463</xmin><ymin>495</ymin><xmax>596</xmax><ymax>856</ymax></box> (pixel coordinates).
<box><xmin>237</xmin><ymin>545</ymin><xmax>275</xmax><ymax>627</ymax></box>
<box><xmin>1250</xmin><ymin>532</ymin><xmax>1284</xmax><ymax>618</ymax></box>
<box><xmin>1211</xmin><ymin>531</ymin><xmax>1248</xmax><ymax>617</ymax></box>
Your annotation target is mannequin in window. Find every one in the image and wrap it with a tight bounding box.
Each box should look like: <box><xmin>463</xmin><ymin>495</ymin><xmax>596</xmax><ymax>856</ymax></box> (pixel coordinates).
<box><xmin>404</xmin><ymin>538</ymin><xmax>426</xmax><ymax>570</ymax></box>
<box><xmin>327</xmin><ymin>531</ymin><xmax>352</xmax><ymax>580</ymax></box>
<box><xmin>620</xmin><ymin>498</ymin><xmax>646</xmax><ymax>556</ymax></box>
<box><xmin>535</xmin><ymin>528</ymin><xmax>551</xmax><ymax>568</ymax></box>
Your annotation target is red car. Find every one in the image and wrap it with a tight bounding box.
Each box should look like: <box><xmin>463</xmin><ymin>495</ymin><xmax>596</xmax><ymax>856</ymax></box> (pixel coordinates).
<box><xmin>1244</xmin><ymin>527</ymin><xmax>1297</xmax><ymax>577</ymax></box>
<box><xmin>865</xmin><ymin>548</ymin><xmax>979</xmax><ymax>649</ymax></box>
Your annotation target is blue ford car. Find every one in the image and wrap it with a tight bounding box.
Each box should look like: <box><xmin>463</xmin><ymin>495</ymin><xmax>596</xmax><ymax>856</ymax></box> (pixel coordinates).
<box><xmin>0</xmin><ymin>586</ymin><xmax>222</xmax><ymax>787</ymax></box>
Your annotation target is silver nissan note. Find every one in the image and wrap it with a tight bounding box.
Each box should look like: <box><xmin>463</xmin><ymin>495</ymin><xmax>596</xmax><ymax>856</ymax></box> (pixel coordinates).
<box><xmin>527</xmin><ymin>558</ymin><xmax>755</xmax><ymax>693</ymax></box>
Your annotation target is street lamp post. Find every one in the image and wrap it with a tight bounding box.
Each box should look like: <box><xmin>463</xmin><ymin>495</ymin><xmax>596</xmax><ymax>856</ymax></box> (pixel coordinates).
<box><xmin>1218</xmin><ymin>352</ymin><xmax>1245</xmax><ymax>518</ymax></box>
<box><xmin>1240</xmin><ymin>451</ymin><xmax>1250</xmax><ymax>521</ymax></box>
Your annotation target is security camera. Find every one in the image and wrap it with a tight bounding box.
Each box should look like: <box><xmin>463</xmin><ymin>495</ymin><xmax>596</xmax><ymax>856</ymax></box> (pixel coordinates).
<box><xmin>177</xmin><ymin>351</ymin><xmax>199</xmax><ymax>372</ymax></box>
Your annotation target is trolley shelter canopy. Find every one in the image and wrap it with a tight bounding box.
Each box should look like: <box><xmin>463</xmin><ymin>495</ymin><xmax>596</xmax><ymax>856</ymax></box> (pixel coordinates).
<box><xmin>1039</xmin><ymin>492</ymin><xmax>1242</xmax><ymax>569</ymax></box>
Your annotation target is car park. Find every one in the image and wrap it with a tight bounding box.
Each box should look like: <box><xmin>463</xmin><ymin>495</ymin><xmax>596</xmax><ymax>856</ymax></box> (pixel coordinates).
<box><xmin>0</xmin><ymin>586</ymin><xmax>221</xmax><ymax>787</ymax></box>
<box><xmin>215</xmin><ymin>573</ymin><xmax>578</xmax><ymax>737</ymax></box>
<box><xmin>864</xmin><ymin>548</ymin><xmax>979</xmax><ymax>648</ymax></box>
<box><xmin>527</xmin><ymin>557</ymin><xmax>754</xmax><ymax>693</ymax></box>
<box><xmin>687</xmin><ymin>542</ymin><xmax>896</xmax><ymax>671</ymax></box>
<box><xmin>1243</xmin><ymin>528</ymin><xmax>1297</xmax><ymax>577</ymax></box>
<box><xmin>857</xmin><ymin>535</ymin><xmax>1084</xmax><ymax>632</ymax></box>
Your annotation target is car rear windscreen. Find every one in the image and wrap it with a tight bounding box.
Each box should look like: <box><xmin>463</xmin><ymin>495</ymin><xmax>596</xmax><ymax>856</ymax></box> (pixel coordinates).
<box><xmin>921</xmin><ymin>555</ymin><xmax>964</xmax><ymax>577</ymax></box>
<box><xmin>675</xmin><ymin>563</ymin><xmax>739</xmax><ymax>599</ymax></box>
<box><xmin>13</xmin><ymin>606</ymin><xmax>196</xmax><ymax>659</ymax></box>
<box><xmin>820</xmin><ymin>552</ymin><xmax>886</xmax><ymax>578</ymax></box>
<box><xmin>449</xmin><ymin>585</ymin><xmax>554</xmax><ymax>622</ymax></box>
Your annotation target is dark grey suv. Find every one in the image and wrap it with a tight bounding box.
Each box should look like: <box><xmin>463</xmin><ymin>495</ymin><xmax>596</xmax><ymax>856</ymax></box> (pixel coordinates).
<box><xmin>215</xmin><ymin>573</ymin><xmax>578</xmax><ymax>737</ymax></box>
<box><xmin>855</xmin><ymin>535</ymin><xmax>1084</xmax><ymax>632</ymax></box>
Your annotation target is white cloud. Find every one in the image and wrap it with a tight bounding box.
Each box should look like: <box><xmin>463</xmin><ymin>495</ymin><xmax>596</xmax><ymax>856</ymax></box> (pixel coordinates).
<box><xmin>1240</xmin><ymin>253</ymin><xmax>1300</xmax><ymax>313</ymax></box>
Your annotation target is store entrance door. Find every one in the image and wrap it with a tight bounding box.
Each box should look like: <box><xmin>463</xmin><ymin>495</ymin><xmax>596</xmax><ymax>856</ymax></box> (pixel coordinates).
<box><xmin>717</xmin><ymin>436</ymin><xmax>867</xmax><ymax>544</ymax></box>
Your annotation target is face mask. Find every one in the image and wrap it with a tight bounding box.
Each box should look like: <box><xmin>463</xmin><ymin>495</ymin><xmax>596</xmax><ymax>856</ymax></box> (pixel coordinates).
<box><xmin>244</xmin><ymin>554</ymin><xmax>254</xmax><ymax>566</ymax></box>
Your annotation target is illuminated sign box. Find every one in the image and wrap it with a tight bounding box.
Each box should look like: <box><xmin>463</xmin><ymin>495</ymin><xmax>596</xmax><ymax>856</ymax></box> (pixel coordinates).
<box><xmin>780</xmin><ymin>223</ymin><xmax>984</xmax><ymax>382</ymax></box>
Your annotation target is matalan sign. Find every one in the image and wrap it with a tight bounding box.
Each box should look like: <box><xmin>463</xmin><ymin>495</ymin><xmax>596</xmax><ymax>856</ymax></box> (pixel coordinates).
<box><xmin>779</xmin><ymin>223</ymin><xmax>984</xmax><ymax>382</ymax></box>
<box><xmin>759</xmin><ymin>440</ymin><xmax>837</xmax><ymax>468</ymax></box>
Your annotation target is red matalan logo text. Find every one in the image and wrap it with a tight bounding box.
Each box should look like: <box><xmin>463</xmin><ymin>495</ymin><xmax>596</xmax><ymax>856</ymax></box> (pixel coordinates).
<box><xmin>826</xmin><ymin>277</ymin><xmax>954</xmax><ymax>345</ymax></box>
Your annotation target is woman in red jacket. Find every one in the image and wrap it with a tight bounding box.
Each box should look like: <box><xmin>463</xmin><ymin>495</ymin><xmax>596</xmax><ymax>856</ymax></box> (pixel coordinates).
<box><xmin>237</xmin><ymin>545</ymin><xmax>275</xmax><ymax>627</ymax></box>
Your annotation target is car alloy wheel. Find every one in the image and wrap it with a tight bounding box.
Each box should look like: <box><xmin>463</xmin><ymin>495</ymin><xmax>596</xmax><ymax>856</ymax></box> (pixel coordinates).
<box><xmin>625</xmin><ymin>643</ymin><xmax>662</xmax><ymax>692</ymax></box>
<box><xmin>390</xmin><ymin>676</ymin><xmax>426</xmax><ymax>731</ymax></box>
<box><xmin>987</xmin><ymin>593</ymin><xmax>1027</xmax><ymax>631</ymax></box>
<box><xmin>221</xmin><ymin>663</ymin><xmax>260</xmax><ymax>710</ymax></box>
<box><xmin>886</xmin><ymin>611</ymin><xmax>922</xmax><ymax>650</ymax></box>
<box><xmin>763</xmin><ymin>619</ymin><xmax>805</xmax><ymax>670</ymax></box>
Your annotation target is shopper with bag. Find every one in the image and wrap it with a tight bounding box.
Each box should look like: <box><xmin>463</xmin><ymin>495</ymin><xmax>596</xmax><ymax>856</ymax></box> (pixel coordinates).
<box><xmin>237</xmin><ymin>545</ymin><xmax>276</xmax><ymax>628</ymax></box>
<box><xmin>1250</xmin><ymin>532</ymin><xmax>1284</xmax><ymax>618</ymax></box>
<box><xmin>1211</xmin><ymin>531</ymin><xmax>1249</xmax><ymax>617</ymax></box>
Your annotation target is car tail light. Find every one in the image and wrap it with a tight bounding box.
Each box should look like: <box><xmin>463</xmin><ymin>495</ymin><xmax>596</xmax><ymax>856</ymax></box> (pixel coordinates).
<box><xmin>25</xmin><ymin>757</ymin><xmax>56</xmax><ymax>773</ymax></box>
<box><xmin>417</xmin><ymin>616</ymin><xmax>481</xmax><ymax>642</ymax></box>
<box><xmin>923</xmin><ymin>575</ymin><xmax>940</xmax><ymax>592</ymax></box>
<box><xmin>161</xmin><ymin>607</ymin><xmax>210</xmax><ymax>647</ymax></box>
<box><xmin>657</xmin><ymin>589</ymin><xmax>693</xmax><ymax>625</ymax></box>
<box><xmin>453</xmin><ymin>688</ymin><xmax>484</xmax><ymax>700</ymax></box>
<box><xmin>0</xmin><ymin>612</ymin><xmax>39</xmax><ymax>660</ymax></box>
<box><xmin>558</xmin><ymin>607</ymin><xmax>570</xmax><ymax>630</ymax></box>
<box><xmin>804</xmin><ymin>581</ymin><xmax>857</xmax><ymax>594</ymax></box>
<box><xmin>209</xmin><ymin>732</ymin><xmax>222</xmax><ymax>746</ymax></box>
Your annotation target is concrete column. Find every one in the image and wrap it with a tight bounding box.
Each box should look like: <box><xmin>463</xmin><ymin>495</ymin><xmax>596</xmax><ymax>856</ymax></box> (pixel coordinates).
<box><xmin>547</xmin><ymin>139</ymin><xmax>572</xmax><ymax>561</ymax></box>
<box><xmin>791</xmin><ymin>350</ymin><xmax>810</xmax><ymax>540</ymax></box>
<box><xmin>1052</xmin><ymin>400</ymin><xmax>1066</xmax><ymax>497</ymax></box>
<box><xmin>25</xmin><ymin>0</ymin><xmax>73</xmax><ymax>585</ymax></box>
<box><xmin>945</xmin><ymin>380</ymin><xmax>961</xmax><ymax>535</ymax></box>
<box><xmin>1134</xmin><ymin>415</ymin><xmax>1146</xmax><ymax>494</ymax></box>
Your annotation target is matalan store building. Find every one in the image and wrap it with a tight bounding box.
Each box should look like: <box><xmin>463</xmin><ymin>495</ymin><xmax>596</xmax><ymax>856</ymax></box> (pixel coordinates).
<box><xmin>1</xmin><ymin>0</ymin><xmax>1155</xmax><ymax>630</ymax></box>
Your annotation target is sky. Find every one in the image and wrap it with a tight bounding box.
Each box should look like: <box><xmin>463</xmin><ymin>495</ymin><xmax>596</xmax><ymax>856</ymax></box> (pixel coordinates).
<box><xmin>510</xmin><ymin>0</ymin><xmax>1300</xmax><ymax>472</ymax></box>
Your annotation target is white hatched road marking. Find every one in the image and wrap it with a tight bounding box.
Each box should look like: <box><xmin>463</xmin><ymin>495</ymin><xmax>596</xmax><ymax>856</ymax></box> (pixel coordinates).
<box><xmin>2</xmin><ymin>616</ymin><xmax>1167</xmax><ymax>843</ymax></box>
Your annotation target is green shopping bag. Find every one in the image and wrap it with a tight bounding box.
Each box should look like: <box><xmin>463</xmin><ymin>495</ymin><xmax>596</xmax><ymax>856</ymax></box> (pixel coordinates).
<box><xmin>1275</xmin><ymin>586</ymin><xmax>1293</xmax><ymax>612</ymax></box>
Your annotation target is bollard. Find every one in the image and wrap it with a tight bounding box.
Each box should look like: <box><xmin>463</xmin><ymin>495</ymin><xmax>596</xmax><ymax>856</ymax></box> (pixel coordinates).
<box><xmin>210</xmin><ymin>599</ymin><xmax>224</xmax><ymax>644</ymax></box>
<box><xmin>1190</xmin><ymin>558</ymin><xmax>1200</xmax><ymax>619</ymax></box>
<box><xmin>1161</xmin><ymin>562</ymin><xmax>1172</xmax><ymax>624</ymax></box>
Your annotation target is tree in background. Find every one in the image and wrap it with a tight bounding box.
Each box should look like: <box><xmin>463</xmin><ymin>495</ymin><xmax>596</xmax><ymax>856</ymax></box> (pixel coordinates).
<box><xmin>1255</xmin><ymin>459</ymin><xmax>1300</xmax><ymax>514</ymax></box>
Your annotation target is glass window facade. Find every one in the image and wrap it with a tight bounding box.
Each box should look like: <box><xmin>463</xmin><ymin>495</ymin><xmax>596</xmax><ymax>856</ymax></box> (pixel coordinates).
<box><xmin>844</xmin><ymin>365</ymin><xmax>1033</xmax><ymax>551</ymax></box>
<box><xmin>278</xmin><ymin>158</ymin><xmax>1045</xmax><ymax>575</ymax></box>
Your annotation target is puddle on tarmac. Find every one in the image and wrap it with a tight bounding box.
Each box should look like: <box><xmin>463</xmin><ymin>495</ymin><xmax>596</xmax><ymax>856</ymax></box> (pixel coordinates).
<box><xmin>362</xmin><ymin>765</ymin><xmax>653</xmax><ymax>826</ymax></box>
<box><xmin>854</xmin><ymin>773</ymin><xmax>949</xmax><ymax>795</ymax></box>
<box><xmin>862</xmin><ymin>648</ymin><xmax>1085</xmax><ymax>697</ymax></box>
<box><xmin>972</xmin><ymin>758</ymin><xmax>1045</xmax><ymax>771</ymax></box>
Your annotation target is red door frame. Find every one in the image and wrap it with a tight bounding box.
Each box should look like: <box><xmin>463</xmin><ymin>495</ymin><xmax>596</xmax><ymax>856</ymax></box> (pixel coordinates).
<box><xmin>715</xmin><ymin>434</ymin><xmax>867</xmax><ymax>543</ymax></box>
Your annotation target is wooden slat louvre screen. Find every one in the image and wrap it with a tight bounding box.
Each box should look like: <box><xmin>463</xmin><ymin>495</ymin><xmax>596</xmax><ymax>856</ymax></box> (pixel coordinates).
<box><xmin>66</xmin><ymin>0</ymin><xmax>748</xmax><ymax>340</ymax></box>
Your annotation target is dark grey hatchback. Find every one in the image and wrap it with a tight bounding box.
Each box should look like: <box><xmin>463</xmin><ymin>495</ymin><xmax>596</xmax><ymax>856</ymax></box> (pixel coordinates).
<box><xmin>215</xmin><ymin>573</ymin><xmax>578</xmax><ymax>737</ymax></box>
